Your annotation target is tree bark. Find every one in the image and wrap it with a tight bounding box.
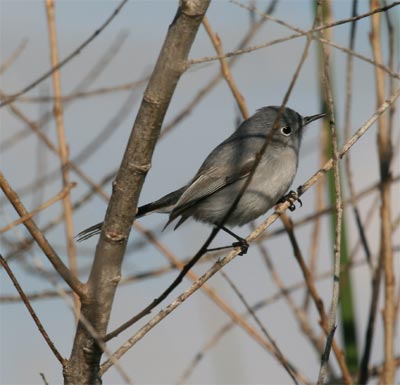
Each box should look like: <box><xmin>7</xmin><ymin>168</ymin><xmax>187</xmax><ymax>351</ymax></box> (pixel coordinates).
<box><xmin>63</xmin><ymin>1</ymin><xmax>210</xmax><ymax>384</ymax></box>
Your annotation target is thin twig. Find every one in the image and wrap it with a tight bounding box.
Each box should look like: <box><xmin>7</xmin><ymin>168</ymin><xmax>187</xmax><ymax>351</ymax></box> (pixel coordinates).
<box><xmin>0</xmin><ymin>0</ymin><xmax>129</xmax><ymax>107</ymax></box>
<box><xmin>358</xmin><ymin>0</ymin><xmax>389</xmax><ymax>380</ymax></box>
<box><xmin>202</xmin><ymin>17</ymin><xmax>249</xmax><ymax>118</ymax></box>
<box><xmin>0</xmin><ymin>254</ymin><xmax>66</xmax><ymax>365</ymax></box>
<box><xmin>0</xmin><ymin>38</ymin><xmax>28</xmax><ymax>75</ymax></box>
<box><xmin>0</xmin><ymin>183</ymin><xmax>76</xmax><ymax>234</ymax></box>
<box><xmin>4</xmin><ymin>171</ymin><xmax>114</xmax><ymax>261</ymax></box>
<box><xmin>32</xmin><ymin>85</ymin><xmax>51</xmax><ymax>225</ymax></box>
<box><xmin>0</xmin><ymin>31</ymin><xmax>130</xmax><ymax>154</ymax></box>
<box><xmin>0</xmin><ymin>171</ymin><xmax>85</xmax><ymax>296</ymax></box>
<box><xmin>15</xmin><ymin>78</ymin><xmax>147</xmax><ymax>103</ymax></box>
<box><xmin>370</xmin><ymin>2</ymin><xmax>396</xmax><ymax>383</ymax></box>
<box><xmin>0</xmin><ymin>94</ymin><xmax>112</xmax><ymax>201</ymax></box>
<box><xmin>317</xmin><ymin>2</ymin><xmax>345</xmax><ymax>381</ymax></box>
<box><xmin>383</xmin><ymin>0</ymin><xmax>398</xmax><ymax>339</ymax></box>
<box><xmin>39</xmin><ymin>373</ymin><xmax>50</xmax><ymax>385</ymax></box>
<box><xmin>358</xmin><ymin>248</ymin><xmax>384</xmax><ymax>384</ymax></box>
<box><xmin>303</xmin><ymin>179</ymin><xmax>324</xmax><ymax>310</ymax></box>
<box><xmin>281</xmin><ymin>214</ymin><xmax>351</xmax><ymax>385</ymax></box>
<box><xmin>190</xmin><ymin>1</ymin><xmax>400</xmax><ymax>82</ymax></box>
<box><xmin>260</xmin><ymin>230</ymin><xmax>328</xmax><ymax>361</ymax></box>
<box><xmin>220</xmin><ymin>270</ymin><xmax>304</xmax><ymax>385</ymax></box>
<box><xmin>343</xmin><ymin>0</ymin><xmax>372</xmax><ymax>266</ymax></box>
<box><xmin>368</xmin><ymin>356</ymin><xmax>400</xmax><ymax>378</ymax></box>
<box><xmin>45</xmin><ymin>0</ymin><xmax>79</xmax><ymax>311</ymax></box>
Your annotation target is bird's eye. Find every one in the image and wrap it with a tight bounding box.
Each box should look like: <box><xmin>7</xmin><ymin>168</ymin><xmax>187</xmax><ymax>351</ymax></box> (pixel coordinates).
<box><xmin>281</xmin><ymin>126</ymin><xmax>292</xmax><ymax>136</ymax></box>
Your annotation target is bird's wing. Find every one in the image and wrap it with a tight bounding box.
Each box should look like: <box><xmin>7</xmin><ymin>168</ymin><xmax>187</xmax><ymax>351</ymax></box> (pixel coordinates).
<box><xmin>166</xmin><ymin>158</ymin><xmax>256</xmax><ymax>228</ymax></box>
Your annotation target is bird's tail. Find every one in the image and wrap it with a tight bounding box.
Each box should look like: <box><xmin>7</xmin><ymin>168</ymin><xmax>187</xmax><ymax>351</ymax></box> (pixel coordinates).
<box><xmin>75</xmin><ymin>222</ymin><xmax>104</xmax><ymax>242</ymax></box>
<box><xmin>76</xmin><ymin>186</ymin><xmax>185</xmax><ymax>242</ymax></box>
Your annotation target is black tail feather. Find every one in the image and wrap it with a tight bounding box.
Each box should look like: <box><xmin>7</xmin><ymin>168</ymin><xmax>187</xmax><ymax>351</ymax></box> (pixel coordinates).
<box><xmin>75</xmin><ymin>222</ymin><xmax>103</xmax><ymax>242</ymax></box>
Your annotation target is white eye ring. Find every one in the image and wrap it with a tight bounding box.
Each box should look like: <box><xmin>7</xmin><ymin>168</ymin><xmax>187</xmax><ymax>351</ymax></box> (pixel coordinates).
<box><xmin>281</xmin><ymin>126</ymin><xmax>292</xmax><ymax>136</ymax></box>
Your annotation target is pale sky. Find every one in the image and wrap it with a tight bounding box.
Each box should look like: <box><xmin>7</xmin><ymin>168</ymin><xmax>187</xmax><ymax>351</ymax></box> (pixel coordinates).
<box><xmin>1</xmin><ymin>1</ymin><xmax>399</xmax><ymax>384</ymax></box>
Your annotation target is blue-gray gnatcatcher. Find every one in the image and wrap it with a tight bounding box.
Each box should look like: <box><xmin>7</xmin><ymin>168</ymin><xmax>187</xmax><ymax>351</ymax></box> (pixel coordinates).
<box><xmin>77</xmin><ymin>106</ymin><xmax>325</xmax><ymax>250</ymax></box>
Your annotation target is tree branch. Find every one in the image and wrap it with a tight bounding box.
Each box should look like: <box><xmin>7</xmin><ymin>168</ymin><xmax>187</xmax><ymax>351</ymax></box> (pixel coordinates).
<box><xmin>0</xmin><ymin>172</ymin><xmax>85</xmax><ymax>296</ymax></box>
<box><xmin>0</xmin><ymin>253</ymin><xmax>66</xmax><ymax>366</ymax></box>
<box><xmin>370</xmin><ymin>1</ymin><xmax>395</xmax><ymax>383</ymax></box>
<box><xmin>63</xmin><ymin>2</ymin><xmax>211</xmax><ymax>384</ymax></box>
<box><xmin>45</xmin><ymin>0</ymin><xmax>79</xmax><ymax>311</ymax></box>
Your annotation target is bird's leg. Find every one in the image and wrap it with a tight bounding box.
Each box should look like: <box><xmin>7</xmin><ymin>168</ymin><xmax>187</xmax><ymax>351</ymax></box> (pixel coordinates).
<box><xmin>220</xmin><ymin>225</ymin><xmax>249</xmax><ymax>255</ymax></box>
<box><xmin>277</xmin><ymin>186</ymin><xmax>303</xmax><ymax>212</ymax></box>
<box><xmin>205</xmin><ymin>244</ymin><xmax>238</xmax><ymax>253</ymax></box>
<box><xmin>206</xmin><ymin>225</ymin><xmax>249</xmax><ymax>255</ymax></box>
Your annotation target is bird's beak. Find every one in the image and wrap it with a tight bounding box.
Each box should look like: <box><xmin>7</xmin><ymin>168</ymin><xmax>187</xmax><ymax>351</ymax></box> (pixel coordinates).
<box><xmin>303</xmin><ymin>113</ymin><xmax>325</xmax><ymax>126</ymax></box>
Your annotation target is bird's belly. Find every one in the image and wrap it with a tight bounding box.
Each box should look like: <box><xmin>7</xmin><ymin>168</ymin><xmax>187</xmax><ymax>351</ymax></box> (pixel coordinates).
<box><xmin>192</xmin><ymin>154</ymin><xmax>297</xmax><ymax>226</ymax></box>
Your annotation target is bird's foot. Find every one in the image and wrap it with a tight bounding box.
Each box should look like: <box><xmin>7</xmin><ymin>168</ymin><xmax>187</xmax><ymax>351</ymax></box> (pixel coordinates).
<box><xmin>206</xmin><ymin>226</ymin><xmax>249</xmax><ymax>255</ymax></box>
<box><xmin>232</xmin><ymin>238</ymin><xmax>249</xmax><ymax>255</ymax></box>
<box><xmin>277</xmin><ymin>186</ymin><xmax>303</xmax><ymax>212</ymax></box>
<box><xmin>219</xmin><ymin>225</ymin><xmax>249</xmax><ymax>255</ymax></box>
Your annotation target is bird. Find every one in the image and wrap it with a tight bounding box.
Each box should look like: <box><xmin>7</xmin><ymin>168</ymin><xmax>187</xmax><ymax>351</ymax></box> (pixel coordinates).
<box><xmin>77</xmin><ymin>106</ymin><xmax>325</xmax><ymax>252</ymax></box>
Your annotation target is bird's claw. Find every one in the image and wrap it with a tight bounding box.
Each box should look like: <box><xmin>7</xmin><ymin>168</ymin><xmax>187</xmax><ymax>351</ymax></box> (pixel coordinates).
<box><xmin>278</xmin><ymin>186</ymin><xmax>303</xmax><ymax>212</ymax></box>
<box><xmin>232</xmin><ymin>238</ymin><xmax>249</xmax><ymax>255</ymax></box>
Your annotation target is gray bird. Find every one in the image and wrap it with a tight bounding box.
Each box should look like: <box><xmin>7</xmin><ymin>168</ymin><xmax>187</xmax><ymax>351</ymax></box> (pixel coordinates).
<box><xmin>77</xmin><ymin>106</ymin><xmax>324</xmax><ymax>248</ymax></box>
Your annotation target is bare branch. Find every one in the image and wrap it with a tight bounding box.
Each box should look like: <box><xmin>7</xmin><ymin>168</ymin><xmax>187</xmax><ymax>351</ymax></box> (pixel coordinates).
<box><xmin>0</xmin><ymin>171</ymin><xmax>85</xmax><ymax>296</ymax></box>
<box><xmin>370</xmin><ymin>2</ymin><xmax>396</xmax><ymax>383</ymax></box>
<box><xmin>0</xmin><ymin>183</ymin><xmax>76</xmax><ymax>234</ymax></box>
<box><xmin>220</xmin><ymin>270</ymin><xmax>304</xmax><ymax>385</ymax></box>
<box><xmin>0</xmin><ymin>0</ymin><xmax>129</xmax><ymax>107</ymax></box>
<box><xmin>0</xmin><ymin>254</ymin><xmax>66</xmax><ymax>365</ymax></box>
<box><xmin>0</xmin><ymin>31</ymin><xmax>130</xmax><ymax>154</ymax></box>
<box><xmin>45</xmin><ymin>0</ymin><xmax>79</xmax><ymax>311</ymax></box>
<box><xmin>0</xmin><ymin>38</ymin><xmax>28</xmax><ymax>75</ymax></box>
<box><xmin>317</xmin><ymin>3</ymin><xmax>345</xmax><ymax>382</ymax></box>
<box><xmin>202</xmin><ymin>17</ymin><xmax>249</xmax><ymax>118</ymax></box>
<box><xmin>191</xmin><ymin>1</ymin><xmax>400</xmax><ymax>82</ymax></box>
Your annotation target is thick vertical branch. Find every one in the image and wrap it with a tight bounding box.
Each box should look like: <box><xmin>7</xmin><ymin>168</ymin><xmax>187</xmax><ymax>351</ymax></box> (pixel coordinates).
<box><xmin>369</xmin><ymin>1</ymin><xmax>395</xmax><ymax>384</ymax></box>
<box><xmin>63</xmin><ymin>1</ymin><xmax>210</xmax><ymax>384</ymax></box>
<box><xmin>45</xmin><ymin>0</ymin><xmax>79</xmax><ymax>311</ymax></box>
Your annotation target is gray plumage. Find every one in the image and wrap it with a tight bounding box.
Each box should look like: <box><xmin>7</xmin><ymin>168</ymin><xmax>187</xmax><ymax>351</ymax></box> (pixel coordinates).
<box><xmin>77</xmin><ymin>106</ymin><xmax>324</xmax><ymax>241</ymax></box>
